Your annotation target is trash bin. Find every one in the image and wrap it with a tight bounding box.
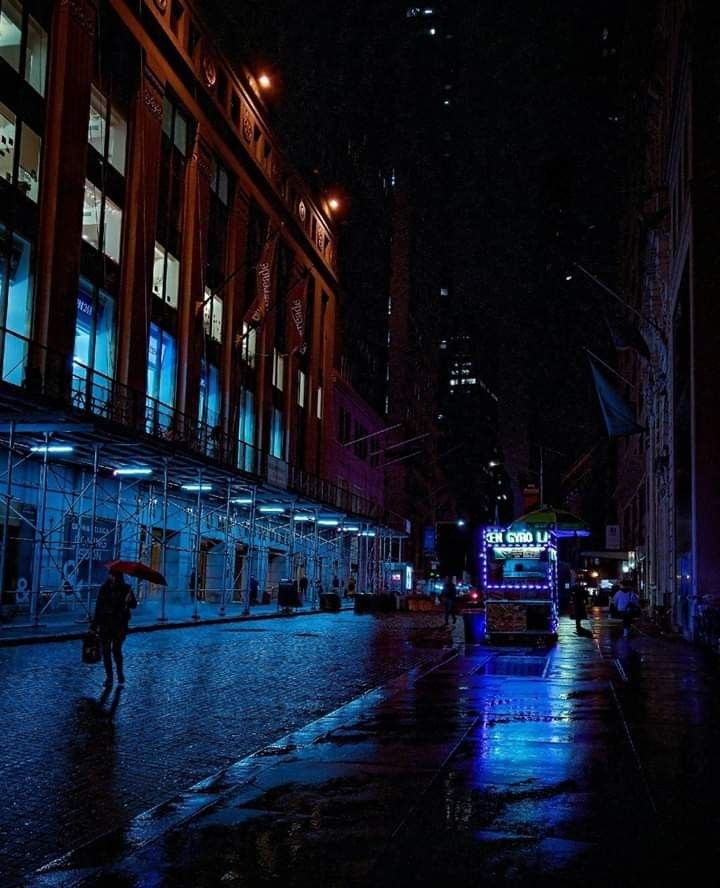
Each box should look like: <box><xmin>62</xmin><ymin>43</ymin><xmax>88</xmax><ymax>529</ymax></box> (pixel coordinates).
<box><xmin>462</xmin><ymin>609</ymin><xmax>486</xmax><ymax>644</ymax></box>
<box><xmin>278</xmin><ymin>580</ymin><xmax>300</xmax><ymax>608</ymax></box>
<box><xmin>320</xmin><ymin>592</ymin><xmax>341</xmax><ymax>611</ymax></box>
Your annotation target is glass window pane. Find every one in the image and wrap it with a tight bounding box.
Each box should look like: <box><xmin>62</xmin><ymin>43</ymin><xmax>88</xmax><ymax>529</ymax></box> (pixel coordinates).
<box><xmin>211</xmin><ymin>294</ymin><xmax>222</xmax><ymax>341</ymax></box>
<box><xmin>0</xmin><ymin>0</ymin><xmax>22</xmax><ymax>72</ymax></box>
<box><xmin>25</xmin><ymin>16</ymin><xmax>47</xmax><ymax>95</ymax></box>
<box><xmin>165</xmin><ymin>250</ymin><xmax>179</xmax><ymax>306</ymax></box>
<box><xmin>94</xmin><ymin>290</ymin><xmax>116</xmax><ymax>379</ymax></box>
<box><xmin>152</xmin><ymin>242</ymin><xmax>165</xmax><ymax>299</ymax></box>
<box><xmin>88</xmin><ymin>86</ymin><xmax>107</xmax><ymax>155</ymax></box>
<box><xmin>103</xmin><ymin>195</ymin><xmax>122</xmax><ymax>262</ymax></box>
<box><xmin>0</xmin><ymin>101</ymin><xmax>16</xmax><ymax>186</ymax></box>
<box><xmin>2</xmin><ymin>231</ymin><xmax>32</xmax><ymax>385</ymax></box>
<box><xmin>158</xmin><ymin>330</ymin><xmax>176</xmax><ymax>408</ymax></box>
<box><xmin>108</xmin><ymin>104</ymin><xmax>127</xmax><ymax>174</ymax></box>
<box><xmin>82</xmin><ymin>179</ymin><xmax>101</xmax><ymax>250</ymax></box>
<box><xmin>270</xmin><ymin>408</ymin><xmax>283</xmax><ymax>458</ymax></box>
<box><xmin>18</xmin><ymin>123</ymin><xmax>40</xmax><ymax>201</ymax></box>
<box><xmin>218</xmin><ymin>167</ymin><xmax>229</xmax><ymax>205</ymax></box>
<box><xmin>297</xmin><ymin>369</ymin><xmax>306</xmax><ymax>407</ymax></box>
<box><xmin>174</xmin><ymin>109</ymin><xmax>188</xmax><ymax>155</ymax></box>
<box><xmin>202</xmin><ymin>285</ymin><xmax>212</xmax><ymax>334</ymax></box>
<box><xmin>161</xmin><ymin>96</ymin><xmax>173</xmax><ymax>138</ymax></box>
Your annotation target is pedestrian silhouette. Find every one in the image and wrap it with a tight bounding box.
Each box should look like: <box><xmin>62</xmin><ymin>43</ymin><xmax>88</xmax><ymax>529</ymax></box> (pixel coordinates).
<box><xmin>92</xmin><ymin>570</ymin><xmax>137</xmax><ymax>688</ymax></box>
<box><xmin>572</xmin><ymin>583</ymin><xmax>590</xmax><ymax>635</ymax></box>
<box><xmin>611</xmin><ymin>581</ymin><xmax>640</xmax><ymax>637</ymax></box>
<box><xmin>441</xmin><ymin>576</ymin><xmax>458</xmax><ymax>626</ymax></box>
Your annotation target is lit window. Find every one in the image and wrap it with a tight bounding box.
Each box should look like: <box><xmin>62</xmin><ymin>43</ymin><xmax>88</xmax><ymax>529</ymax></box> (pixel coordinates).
<box><xmin>25</xmin><ymin>16</ymin><xmax>47</xmax><ymax>96</ymax></box>
<box><xmin>202</xmin><ymin>286</ymin><xmax>223</xmax><ymax>342</ymax></box>
<box><xmin>88</xmin><ymin>86</ymin><xmax>127</xmax><ymax>174</ymax></box>
<box><xmin>82</xmin><ymin>180</ymin><xmax>123</xmax><ymax>263</ymax></box>
<box><xmin>0</xmin><ymin>102</ymin><xmax>40</xmax><ymax>202</ymax></box>
<box><xmin>272</xmin><ymin>348</ymin><xmax>284</xmax><ymax>391</ymax></box>
<box><xmin>18</xmin><ymin>122</ymin><xmax>40</xmax><ymax>200</ymax></box>
<box><xmin>297</xmin><ymin>368</ymin><xmax>306</xmax><ymax>407</ymax></box>
<box><xmin>316</xmin><ymin>386</ymin><xmax>323</xmax><ymax>419</ymax></box>
<box><xmin>440</xmin><ymin>287</ymin><xmax>448</xmax><ymax>296</ymax></box>
<box><xmin>240</xmin><ymin>321</ymin><xmax>257</xmax><ymax>367</ymax></box>
<box><xmin>152</xmin><ymin>242</ymin><xmax>179</xmax><ymax>308</ymax></box>
<box><xmin>0</xmin><ymin>0</ymin><xmax>22</xmax><ymax>72</ymax></box>
<box><xmin>270</xmin><ymin>407</ymin><xmax>284</xmax><ymax>458</ymax></box>
<box><xmin>0</xmin><ymin>101</ymin><xmax>16</xmax><ymax>186</ymax></box>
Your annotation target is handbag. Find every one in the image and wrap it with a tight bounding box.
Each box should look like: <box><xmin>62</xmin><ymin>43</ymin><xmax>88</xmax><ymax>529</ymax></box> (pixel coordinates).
<box><xmin>82</xmin><ymin>632</ymin><xmax>102</xmax><ymax>664</ymax></box>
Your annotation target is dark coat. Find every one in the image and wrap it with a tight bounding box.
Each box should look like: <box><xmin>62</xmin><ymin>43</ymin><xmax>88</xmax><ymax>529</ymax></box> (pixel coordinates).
<box><xmin>93</xmin><ymin>578</ymin><xmax>137</xmax><ymax>639</ymax></box>
<box><xmin>572</xmin><ymin>585</ymin><xmax>587</xmax><ymax>619</ymax></box>
<box><xmin>443</xmin><ymin>580</ymin><xmax>457</xmax><ymax>600</ymax></box>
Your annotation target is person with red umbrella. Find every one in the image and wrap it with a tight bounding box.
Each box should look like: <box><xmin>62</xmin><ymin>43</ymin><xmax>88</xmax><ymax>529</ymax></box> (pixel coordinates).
<box><xmin>92</xmin><ymin>569</ymin><xmax>137</xmax><ymax>687</ymax></box>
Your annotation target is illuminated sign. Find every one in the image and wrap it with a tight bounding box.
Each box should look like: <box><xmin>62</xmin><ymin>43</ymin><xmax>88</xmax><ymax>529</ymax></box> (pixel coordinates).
<box><xmin>484</xmin><ymin>528</ymin><xmax>550</xmax><ymax>546</ymax></box>
<box><xmin>479</xmin><ymin>526</ymin><xmax>556</xmax><ymax>593</ymax></box>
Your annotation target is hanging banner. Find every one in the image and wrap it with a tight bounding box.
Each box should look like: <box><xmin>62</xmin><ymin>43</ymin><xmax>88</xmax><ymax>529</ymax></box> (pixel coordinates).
<box><xmin>243</xmin><ymin>227</ymin><xmax>279</xmax><ymax>326</ymax></box>
<box><xmin>287</xmin><ymin>272</ymin><xmax>310</xmax><ymax>356</ymax></box>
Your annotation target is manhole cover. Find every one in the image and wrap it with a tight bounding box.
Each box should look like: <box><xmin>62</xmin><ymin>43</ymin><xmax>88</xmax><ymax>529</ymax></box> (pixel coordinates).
<box><xmin>481</xmin><ymin>656</ymin><xmax>549</xmax><ymax>677</ymax></box>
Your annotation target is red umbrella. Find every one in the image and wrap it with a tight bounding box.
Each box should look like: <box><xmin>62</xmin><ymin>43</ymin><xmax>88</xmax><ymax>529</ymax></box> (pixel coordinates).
<box><xmin>105</xmin><ymin>560</ymin><xmax>167</xmax><ymax>585</ymax></box>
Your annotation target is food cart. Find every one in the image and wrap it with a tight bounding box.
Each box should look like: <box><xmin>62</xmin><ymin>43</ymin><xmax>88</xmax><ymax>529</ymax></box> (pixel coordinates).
<box><xmin>479</xmin><ymin>525</ymin><xmax>559</xmax><ymax>643</ymax></box>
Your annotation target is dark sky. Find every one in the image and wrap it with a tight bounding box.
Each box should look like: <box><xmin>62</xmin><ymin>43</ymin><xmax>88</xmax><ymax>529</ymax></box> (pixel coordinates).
<box><xmin>203</xmin><ymin>0</ymin><xmax>629</xmax><ymax>476</ymax></box>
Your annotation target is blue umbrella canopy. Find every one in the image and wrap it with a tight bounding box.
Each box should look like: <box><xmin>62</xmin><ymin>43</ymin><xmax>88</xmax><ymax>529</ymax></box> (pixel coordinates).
<box><xmin>508</xmin><ymin>505</ymin><xmax>590</xmax><ymax>538</ymax></box>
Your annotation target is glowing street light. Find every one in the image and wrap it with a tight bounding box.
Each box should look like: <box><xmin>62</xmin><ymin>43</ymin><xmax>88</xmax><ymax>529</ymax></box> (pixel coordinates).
<box><xmin>328</xmin><ymin>197</ymin><xmax>340</xmax><ymax>212</ymax></box>
<box><xmin>258</xmin><ymin>73</ymin><xmax>272</xmax><ymax>90</ymax></box>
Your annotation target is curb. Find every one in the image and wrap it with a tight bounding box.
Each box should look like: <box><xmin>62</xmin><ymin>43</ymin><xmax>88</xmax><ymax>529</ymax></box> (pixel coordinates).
<box><xmin>0</xmin><ymin>605</ymin><xmax>355</xmax><ymax>648</ymax></box>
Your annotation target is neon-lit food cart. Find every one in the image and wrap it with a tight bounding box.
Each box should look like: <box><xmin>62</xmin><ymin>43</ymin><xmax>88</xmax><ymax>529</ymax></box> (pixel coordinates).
<box><xmin>479</xmin><ymin>525</ymin><xmax>558</xmax><ymax>643</ymax></box>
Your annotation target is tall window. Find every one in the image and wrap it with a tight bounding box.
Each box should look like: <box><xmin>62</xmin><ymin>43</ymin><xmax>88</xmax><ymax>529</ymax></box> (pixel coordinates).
<box><xmin>146</xmin><ymin>323</ymin><xmax>177</xmax><ymax>433</ymax></box>
<box><xmin>82</xmin><ymin>179</ymin><xmax>122</xmax><ymax>262</ymax></box>
<box><xmin>88</xmin><ymin>85</ymin><xmax>127</xmax><ymax>174</ymax></box>
<box><xmin>237</xmin><ymin>387</ymin><xmax>255</xmax><ymax>472</ymax></box>
<box><xmin>0</xmin><ymin>226</ymin><xmax>32</xmax><ymax>385</ymax></box>
<box><xmin>72</xmin><ymin>279</ymin><xmax>116</xmax><ymax>413</ymax></box>
<box><xmin>0</xmin><ymin>0</ymin><xmax>48</xmax><ymax>96</ymax></box>
<box><xmin>155</xmin><ymin>96</ymin><xmax>189</xmax><ymax>310</ymax></box>
<box><xmin>199</xmin><ymin>358</ymin><xmax>220</xmax><ymax>436</ymax></box>
<box><xmin>84</xmin><ymin>78</ymin><xmax>127</xmax><ymax>267</ymax></box>
<box><xmin>202</xmin><ymin>286</ymin><xmax>223</xmax><ymax>342</ymax></box>
<box><xmin>0</xmin><ymin>100</ymin><xmax>41</xmax><ymax>202</ymax></box>
<box><xmin>270</xmin><ymin>407</ymin><xmax>284</xmax><ymax>459</ymax></box>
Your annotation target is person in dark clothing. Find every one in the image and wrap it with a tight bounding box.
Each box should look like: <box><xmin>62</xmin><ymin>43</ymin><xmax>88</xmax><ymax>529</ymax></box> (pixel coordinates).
<box><xmin>299</xmin><ymin>575</ymin><xmax>309</xmax><ymax>600</ymax></box>
<box><xmin>92</xmin><ymin>570</ymin><xmax>137</xmax><ymax>687</ymax></box>
<box><xmin>572</xmin><ymin>583</ymin><xmax>589</xmax><ymax>634</ymax></box>
<box><xmin>249</xmin><ymin>576</ymin><xmax>259</xmax><ymax>604</ymax></box>
<box><xmin>442</xmin><ymin>576</ymin><xmax>458</xmax><ymax>626</ymax></box>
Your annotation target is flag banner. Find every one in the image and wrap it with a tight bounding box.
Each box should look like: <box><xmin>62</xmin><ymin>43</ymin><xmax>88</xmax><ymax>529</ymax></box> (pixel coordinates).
<box><xmin>243</xmin><ymin>228</ymin><xmax>279</xmax><ymax>326</ymax></box>
<box><xmin>287</xmin><ymin>272</ymin><xmax>309</xmax><ymax>357</ymax></box>
<box><xmin>604</xmin><ymin>313</ymin><xmax>651</xmax><ymax>359</ymax></box>
<box><xmin>589</xmin><ymin>358</ymin><xmax>644</xmax><ymax>437</ymax></box>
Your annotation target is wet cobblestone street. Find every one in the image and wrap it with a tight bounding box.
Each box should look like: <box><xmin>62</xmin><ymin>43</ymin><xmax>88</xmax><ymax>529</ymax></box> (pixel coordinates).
<box><xmin>0</xmin><ymin>612</ymin><xmax>452</xmax><ymax>886</ymax></box>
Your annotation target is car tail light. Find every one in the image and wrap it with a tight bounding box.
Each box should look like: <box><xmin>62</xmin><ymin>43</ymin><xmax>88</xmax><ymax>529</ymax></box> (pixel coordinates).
<box><xmin>470</xmin><ymin>591</ymin><xmax>479</xmax><ymax>601</ymax></box>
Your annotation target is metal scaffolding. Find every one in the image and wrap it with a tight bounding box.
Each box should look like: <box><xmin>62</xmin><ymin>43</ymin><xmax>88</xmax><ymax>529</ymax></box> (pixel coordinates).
<box><xmin>0</xmin><ymin>420</ymin><xmax>407</xmax><ymax>627</ymax></box>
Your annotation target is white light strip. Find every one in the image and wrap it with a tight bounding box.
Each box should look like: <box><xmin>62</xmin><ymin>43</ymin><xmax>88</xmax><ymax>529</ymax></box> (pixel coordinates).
<box><xmin>113</xmin><ymin>468</ymin><xmax>153</xmax><ymax>476</ymax></box>
<box><xmin>259</xmin><ymin>506</ymin><xmax>285</xmax><ymax>513</ymax></box>
<box><xmin>181</xmin><ymin>484</ymin><xmax>213</xmax><ymax>492</ymax></box>
<box><xmin>30</xmin><ymin>445</ymin><xmax>74</xmax><ymax>454</ymax></box>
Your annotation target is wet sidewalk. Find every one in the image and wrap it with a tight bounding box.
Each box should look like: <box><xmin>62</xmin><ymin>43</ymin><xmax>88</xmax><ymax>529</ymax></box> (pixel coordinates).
<box><xmin>0</xmin><ymin>597</ymin><xmax>351</xmax><ymax>646</ymax></box>
<box><xmin>29</xmin><ymin>611</ymin><xmax>720</xmax><ymax>886</ymax></box>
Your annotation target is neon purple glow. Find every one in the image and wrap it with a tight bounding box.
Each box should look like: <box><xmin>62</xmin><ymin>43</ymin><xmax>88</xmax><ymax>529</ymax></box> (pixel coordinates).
<box><xmin>479</xmin><ymin>525</ymin><xmax>557</xmax><ymax>592</ymax></box>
